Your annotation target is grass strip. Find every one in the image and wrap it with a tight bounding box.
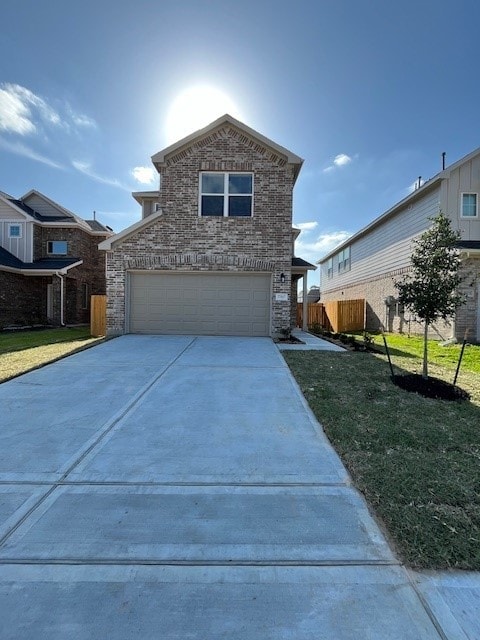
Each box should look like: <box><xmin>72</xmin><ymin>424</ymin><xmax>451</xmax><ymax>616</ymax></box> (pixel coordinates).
<box><xmin>0</xmin><ymin>327</ymin><xmax>104</xmax><ymax>382</ymax></box>
<box><xmin>283</xmin><ymin>349</ymin><xmax>480</xmax><ymax>569</ymax></box>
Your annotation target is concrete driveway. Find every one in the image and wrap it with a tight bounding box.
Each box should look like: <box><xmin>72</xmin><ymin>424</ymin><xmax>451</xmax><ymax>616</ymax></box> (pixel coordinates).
<box><xmin>0</xmin><ymin>335</ymin><xmax>448</xmax><ymax>638</ymax></box>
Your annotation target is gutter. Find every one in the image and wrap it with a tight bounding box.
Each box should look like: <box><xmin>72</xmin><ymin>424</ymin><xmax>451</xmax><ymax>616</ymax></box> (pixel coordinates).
<box><xmin>55</xmin><ymin>271</ymin><xmax>66</xmax><ymax>326</ymax></box>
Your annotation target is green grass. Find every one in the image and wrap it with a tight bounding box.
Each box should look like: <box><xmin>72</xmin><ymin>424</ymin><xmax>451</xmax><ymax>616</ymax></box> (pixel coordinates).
<box><xmin>380</xmin><ymin>333</ymin><xmax>480</xmax><ymax>374</ymax></box>
<box><xmin>0</xmin><ymin>327</ymin><xmax>104</xmax><ymax>382</ymax></box>
<box><xmin>283</xmin><ymin>348</ymin><xmax>480</xmax><ymax>570</ymax></box>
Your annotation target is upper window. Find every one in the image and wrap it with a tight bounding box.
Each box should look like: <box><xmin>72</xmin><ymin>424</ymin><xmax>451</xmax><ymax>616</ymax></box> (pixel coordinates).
<box><xmin>47</xmin><ymin>240</ymin><xmax>68</xmax><ymax>255</ymax></box>
<box><xmin>337</xmin><ymin>246</ymin><xmax>351</xmax><ymax>273</ymax></box>
<box><xmin>327</xmin><ymin>257</ymin><xmax>333</xmax><ymax>279</ymax></box>
<box><xmin>8</xmin><ymin>224</ymin><xmax>22</xmax><ymax>238</ymax></box>
<box><xmin>461</xmin><ymin>193</ymin><xmax>478</xmax><ymax>218</ymax></box>
<box><xmin>200</xmin><ymin>172</ymin><xmax>253</xmax><ymax>217</ymax></box>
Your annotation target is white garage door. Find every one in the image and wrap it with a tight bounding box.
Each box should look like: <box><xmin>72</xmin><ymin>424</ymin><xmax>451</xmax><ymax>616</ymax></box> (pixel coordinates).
<box><xmin>129</xmin><ymin>272</ymin><xmax>271</xmax><ymax>336</ymax></box>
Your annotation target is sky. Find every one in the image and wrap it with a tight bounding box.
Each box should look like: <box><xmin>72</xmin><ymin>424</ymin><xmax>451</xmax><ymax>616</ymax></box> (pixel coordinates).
<box><xmin>1</xmin><ymin>0</ymin><xmax>480</xmax><ymax>288</ymax></box>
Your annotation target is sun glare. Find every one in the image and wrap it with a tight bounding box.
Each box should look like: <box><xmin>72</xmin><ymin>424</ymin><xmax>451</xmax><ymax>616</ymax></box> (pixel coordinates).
<box><xmin>165</xmin><ymin>85</ymin><xmax>243</xmax><ymax>144</ymax></box>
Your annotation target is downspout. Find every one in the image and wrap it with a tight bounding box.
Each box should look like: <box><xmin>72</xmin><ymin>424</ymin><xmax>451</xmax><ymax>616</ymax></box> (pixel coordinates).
<box><xmin>302</xmin><ymin>273</ymin><xmax>308</xmax><ymax>332</ymax></box>
<box><xmin>55</xmin><ymin>272</ymin><xmax>65</xmax><ymax>326</ymax></box>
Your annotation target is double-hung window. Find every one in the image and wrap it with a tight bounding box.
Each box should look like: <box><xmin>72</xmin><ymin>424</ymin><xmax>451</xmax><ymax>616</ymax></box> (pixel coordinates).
<box><xmin>461</xmin><ymin>193</ymin><xmax>478</xmax><ymax>218</ymax></box>
<box><xmin>337</xmin><ymin>246</ymin><xmax>350</xmax><ymax>273</ymax></box>
<box><xmin>200</xmin><ymin>172</ymin><xmax>253</xmax><ymax>217</ymax></box>
<box><xmin>327</xmin><ymin>257</ymin><xmax>333</xmax><ymax>279</ymax></box>
<box><xmin>47</xmin><ymin>240</ymin><xmax>68</xmax><ymax>255</ymax></box>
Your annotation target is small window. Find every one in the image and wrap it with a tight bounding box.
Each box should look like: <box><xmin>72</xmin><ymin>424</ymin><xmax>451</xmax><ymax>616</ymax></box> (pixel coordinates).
<box><xmin>81</xmin><ymin>283</ymin><xmax>89</xmax><ymax>310</ymax></box>
<box><xmin>8</xmin><ymin>224</ymin><xmax>22</xmax><ymax>238</ymax></box>
<box><xmin>327</xmin><ymin>257</ymin><xmax>333</xmax><ymax>279</ymax></box>
<box><xmin>337</xmin><ymin>246</ymin><xmax>351</xmax><ymax>273</ymax></box>
<box><xmin>47</xmin><ymin>240</ymin><xmax>68</xmax><ymax>255</ymax></box>
<box><xmin>461</xmin><ymin>193</ymin><xmax>478</xmax><ymax>218</ymax></box>
<box><xmin>200</xmin><ymin>172</ymin><xmax>253</xmax><ymax>217</ymax></box>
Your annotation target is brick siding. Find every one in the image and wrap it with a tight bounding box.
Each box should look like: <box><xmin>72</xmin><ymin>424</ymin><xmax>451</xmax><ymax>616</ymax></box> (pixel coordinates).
<box><xmin>321</xmin><ymin>258</ymin><xmax>480</xmax><ymax>342</ymax></box>
<box><xmin>34</xmin><ymin>227</ymin><xmax>108</xmax><ymax>324</ymax></box>
<box><xmin>0</xmin><ymin>270</ymin><xmax>49</xmax><ymax>328</ymax></box>
<box><xmin>105</xmin><ymin>124</ymin><xmax>295</xmax><ymax>336</ymax></box>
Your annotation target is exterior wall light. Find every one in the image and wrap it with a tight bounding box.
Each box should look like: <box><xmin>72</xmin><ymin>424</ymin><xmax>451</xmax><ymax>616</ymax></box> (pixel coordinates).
<box><xmin>280</xmin><ymin>273</ymin><xmax>286</xmax><ymax>283</ymax></box>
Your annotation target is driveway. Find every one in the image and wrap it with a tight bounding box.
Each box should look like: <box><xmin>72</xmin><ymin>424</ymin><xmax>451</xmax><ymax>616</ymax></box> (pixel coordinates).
<box><xmin>0</xmin><ymin>336</ymin><xmax>447</xmax><ymax>638</ymax></box>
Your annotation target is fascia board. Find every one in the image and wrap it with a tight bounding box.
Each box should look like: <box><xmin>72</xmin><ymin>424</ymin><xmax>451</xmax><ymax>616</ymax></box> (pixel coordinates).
<box><xmin>0</xmin><ymin>259</ymin><xmax>83</xmax><ymax>276</ymax></box>
<box><xmin>132</xmin><ymin>191</ymin><xmax>160</xmax><ymax>204</ymax></box>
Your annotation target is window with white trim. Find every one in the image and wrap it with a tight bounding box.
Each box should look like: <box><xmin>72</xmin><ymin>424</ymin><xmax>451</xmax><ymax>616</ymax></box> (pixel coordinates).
<box><xmin>200</xmin><ymin>172</ymin><xmax>253</xmax><ymax>217</ymax></box>
<box><xmin>337</xmin><ymin>246</ymin><xmax>350</xmax><ymax>273</ymax></box>
<box><xmin>461</xmin><ymin>193</ymin><xmax>478</xmax><ymax>218</ymax></box>
<box><xmin>8</xmin><ymin>224</ymin><xmax>22</xmax><ymax>238</ymax></box>
<box><xmin>47</xmin><ymin>240</ymin><xmax>68</xmax><ymax>255</ymax></box>
<box><xmin>327</xmin><ymin>257</ymin><xmax>333</xmax><ymax>279</ymax></box>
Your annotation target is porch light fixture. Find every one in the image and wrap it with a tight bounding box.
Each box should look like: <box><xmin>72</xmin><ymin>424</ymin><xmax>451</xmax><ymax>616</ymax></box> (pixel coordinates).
<box><xmin>280</xmin><ymin>273</ymin><xmax>286</xmax><ymax>283</ymax></box>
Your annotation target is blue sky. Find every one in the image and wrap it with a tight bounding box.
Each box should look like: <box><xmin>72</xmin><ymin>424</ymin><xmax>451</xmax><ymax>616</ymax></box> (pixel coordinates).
<box><xmin>1</xmin><ymin>0</ymin><xmax>479</xmax><ymax>287</ymax></box>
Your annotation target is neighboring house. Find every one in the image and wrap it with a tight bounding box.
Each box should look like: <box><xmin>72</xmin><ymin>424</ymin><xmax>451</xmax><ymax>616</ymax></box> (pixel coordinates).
<box><xmin>99</xmin><ymin>114</ymin><xmax>315</xmax><ymax>337</ymax></box>
<box><xmin>318</xmin><ymin>148</ymin><xmax>480</xmax><ymax>342</ymax></box>
<box><xmin>0</xmin><ymin>189</ymin><xmax>112</xmax><ymax>328</ymax></box>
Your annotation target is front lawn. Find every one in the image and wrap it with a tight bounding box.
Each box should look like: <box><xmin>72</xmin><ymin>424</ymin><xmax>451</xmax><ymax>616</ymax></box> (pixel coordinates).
<box><xmin>0</xmin><ymin>327</ymin><xmax>104</xmax><ymax>382</ymax></box>
<box><xmin>283</xmin><ymin>347</ymin><xmax>480</xmax><ymax>569</ymax></box>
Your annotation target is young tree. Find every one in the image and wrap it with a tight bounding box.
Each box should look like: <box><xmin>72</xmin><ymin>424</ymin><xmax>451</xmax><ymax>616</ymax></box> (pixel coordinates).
<box><xmin>395</xmin><ymin>212</ymin><xmax>465</xmax><ymax>378</ymax></box>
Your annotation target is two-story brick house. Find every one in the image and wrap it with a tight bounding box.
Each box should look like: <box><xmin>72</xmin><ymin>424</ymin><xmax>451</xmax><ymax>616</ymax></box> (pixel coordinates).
<box><xmin>99</xmin><ymin>114</ymin><xmax>315</xmax><ymax>337</ymax></box>
<box><xmin>0</xmin><ymin>189</ymin><xmax>112</xmax><ymax>328</ymax></box>
<box><xmin>318</xmin><ymin>148</ymin><xmax>480</xmax><ymax>342</ymax></box>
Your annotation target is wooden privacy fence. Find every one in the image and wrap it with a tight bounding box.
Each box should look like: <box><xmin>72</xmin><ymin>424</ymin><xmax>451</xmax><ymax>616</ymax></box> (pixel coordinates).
<box><xmin>297</xmin><ymin>299</ymin><xmax>365</xmax><ymax>333</ymax></box>
<box><xmin>90</xmin><ymin>295</ymin><xmax>107</xmax><ymax>337</ymax></box>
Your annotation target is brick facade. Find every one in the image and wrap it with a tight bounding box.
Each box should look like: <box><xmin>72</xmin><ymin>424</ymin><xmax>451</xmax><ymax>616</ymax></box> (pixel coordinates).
<box><xmin>105</xmin><ymin>123</ymin><xmax>296</xmax><ymax>336</ymax></box>
<box><xmin>33</xmin><ymin>227</ymin><xmax>108</xmax><ymax>324</ymax></box>
<box><xmin>0</xmin><ymin>271</ymin><xmax>49</xmax><ymax>328</ymax></box>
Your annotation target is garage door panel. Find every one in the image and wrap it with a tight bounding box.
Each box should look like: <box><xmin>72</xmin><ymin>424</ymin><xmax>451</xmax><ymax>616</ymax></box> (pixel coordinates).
<box><xmin>129</xmin><ymin>273</ymin><xmax>271</xmax><ymax>336</ymax></box>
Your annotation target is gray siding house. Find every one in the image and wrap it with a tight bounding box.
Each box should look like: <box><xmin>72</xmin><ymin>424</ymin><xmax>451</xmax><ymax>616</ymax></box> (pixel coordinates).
<box><xmin>318</xmin><ymin>148</ymin><xmax>480</xmax><ymax>342</ymax></box>
<box><xmin>99</xmin><ymin>115</ymin><xmax>315</xmax><ymax>337</ymax></box>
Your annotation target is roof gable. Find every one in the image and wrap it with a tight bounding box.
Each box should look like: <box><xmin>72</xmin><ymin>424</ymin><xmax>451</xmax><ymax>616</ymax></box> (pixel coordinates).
<box><xmin>151</xmin><ymin>114</ymin><xmax>303</xmax><ymax>181</ymax></box>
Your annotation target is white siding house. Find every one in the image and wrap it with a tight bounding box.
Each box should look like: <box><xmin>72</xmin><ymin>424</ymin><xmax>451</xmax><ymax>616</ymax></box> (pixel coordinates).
<box><xmin>319</xmin><ymin>148</ymin><xmax>480</xmax><ymax>342</ymax></box>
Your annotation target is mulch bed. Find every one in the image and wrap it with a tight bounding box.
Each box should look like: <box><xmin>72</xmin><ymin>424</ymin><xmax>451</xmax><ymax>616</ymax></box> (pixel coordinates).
<box><xmin>392</xmin><ymin>373</ymin><xmax>470</xmax><ymax>401</ymax></box>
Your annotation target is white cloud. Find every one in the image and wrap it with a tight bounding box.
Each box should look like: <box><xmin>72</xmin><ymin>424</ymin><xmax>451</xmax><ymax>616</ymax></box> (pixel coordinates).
<box><xmin>323</xmin><ymin>153</ymin><xmax>353</xmax><ymax>173</ymax></box>
<box><xmin>0</xmin><ymin>83</ymin><xmax>97</xmax><ymax>138</ymax></box>
<box><xmin>295</xmin><ymin>230</ymin><xmax>352</xmax><ymax>266</ymax></box>
<box><xmin>72</xmin><ymin>160</ymin><xmax>130</xmax><ymax>191</ymax></box>
<box><xmin>0</xmin><ymin>83</ymin><xmax>60</xmax><ymax>135</ymax></box>
<box><xmin>131</xmin><ymin>166</ymin><xmax>156</xmax><ymax>185</ymax></box>
<box><xmin>295</xmin><ymin>221</ymin><xmax>318</xmax><ymax>231</ymax></box>
<box><xmin>333</xmin><ymin>153</ymin><xmax>352</xmax><ymax>167</ymax></box>
<box><xmin>0</xmin><ymin>137</ymin><xmax>64</xmax><ymax>169</ymax></box>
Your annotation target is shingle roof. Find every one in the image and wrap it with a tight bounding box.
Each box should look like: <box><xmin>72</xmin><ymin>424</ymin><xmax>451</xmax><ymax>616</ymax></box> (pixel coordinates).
<box><xmin>0</xmin><ymin>246</ymin><xmax>81</xmax><ymax>271</ymax></box>
<box><xmin>292</xmin><ymin>257</ymin><xmax>316</xmax><ymax>268</ymax></box>
<box><xmin>7</xmin><ymin>199</ymin><xmax>71</xmax><ymax>222</ymax></box>
<box><xmin>84</xmin><ymin>219</ymin><xmax>111</xmax><ymax>232</ymax></box>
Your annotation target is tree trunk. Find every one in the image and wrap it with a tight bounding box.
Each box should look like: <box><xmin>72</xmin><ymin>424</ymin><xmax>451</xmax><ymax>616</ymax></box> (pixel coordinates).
<box><xmin>422</xmin><ymin>322</ymin><xmax>429</xmax><ymax>379</ymax></box>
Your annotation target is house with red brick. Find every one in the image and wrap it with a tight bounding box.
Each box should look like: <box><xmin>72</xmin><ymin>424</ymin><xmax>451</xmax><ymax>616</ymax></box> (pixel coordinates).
<box><xmin>0</xmin><ymin>189</ymin><xmax>112</xmax><ymax>328</ymax></box>
<box><xmin>99</xmin><ymin>114</ymin><xmax>315</xmax><ymax>337</ymax></box>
